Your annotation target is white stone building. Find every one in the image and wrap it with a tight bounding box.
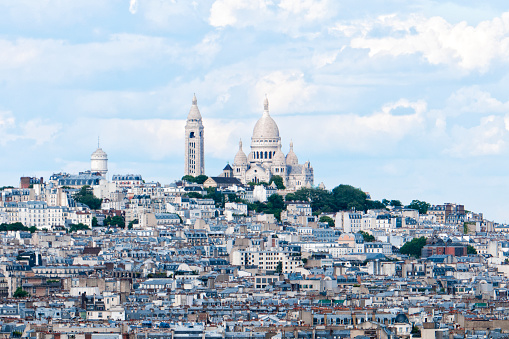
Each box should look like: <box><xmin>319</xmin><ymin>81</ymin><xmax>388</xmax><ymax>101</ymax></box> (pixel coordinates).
<box><xmin>231</xmin><ymin>98</ymin><xmax>313</xmax><ymax>190</ymax></box>
<box><xmin>184</xmin><ymin>94</ymin><xmax>205</xmax><ymax>176</ymax></box>
<box><xmin>91</xmin><ymin>143</ymin><xmax>108</xmax><ymax>177</ymax></box>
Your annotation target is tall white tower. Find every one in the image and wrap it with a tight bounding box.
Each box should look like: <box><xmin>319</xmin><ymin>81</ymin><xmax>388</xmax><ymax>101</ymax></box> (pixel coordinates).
<box><xmin>91</xmin><ymin>139</ymin><xmax>108</xmax><ymax>177</ymax></box>
<box><xmin>185</xmin><ymin>94</ymin><xmax>205</xmax><ymax>176</ymax></box>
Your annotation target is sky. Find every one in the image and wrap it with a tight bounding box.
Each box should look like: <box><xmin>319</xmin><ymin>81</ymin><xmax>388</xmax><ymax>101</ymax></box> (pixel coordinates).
<box><xmin>1</xmin><ymin>1</ymin><xmax>509</xmax><ymax>222</ymax></box>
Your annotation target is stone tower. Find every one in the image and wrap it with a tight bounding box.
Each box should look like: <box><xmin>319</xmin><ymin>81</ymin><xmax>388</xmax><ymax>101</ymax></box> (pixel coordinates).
<box><xmin>184</xmin><ymin>94</ymin><xmax>205</xmax><ymax>176</ymax></box>
<box><xmin>91</xmin><ymin>139</ymin><xmax>108</xmax><ymax>177</ymax></box>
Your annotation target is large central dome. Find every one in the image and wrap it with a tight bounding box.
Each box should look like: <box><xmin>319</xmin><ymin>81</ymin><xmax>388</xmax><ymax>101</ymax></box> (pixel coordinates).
<box><xmin>252</xmin><ymin>97</ymin><xmax>279</xmax><ymax>139</ymax></box>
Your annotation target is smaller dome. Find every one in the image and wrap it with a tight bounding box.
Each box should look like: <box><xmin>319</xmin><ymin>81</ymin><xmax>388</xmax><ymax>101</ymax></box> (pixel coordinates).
<box><xmin>91</xmin><ymin>148</ymin><xmax>107</xmax><ymax>159</ymax></box>
<box><xmin>394</xmin><ymin>313</ymin><xmax>409</xmax><ymax>323</ymax></box>
<box><xmin>286</xmin><ymin>141</ymin><xmax>298</xmax><ymax>165</ymax></box>
<box><xmin>272</xmin><ymin>150</ymin><xmax>286</xmax><ymax>166</ymax></box>
<box><xmin>187</xmin><ymin>93</ymin><xmax>202</xmax><ymax>121</ymax></box>
<box><xmin>233</xmin><ymin>140</ymin><xmax>247</xmax><ymax>166</ymax></box>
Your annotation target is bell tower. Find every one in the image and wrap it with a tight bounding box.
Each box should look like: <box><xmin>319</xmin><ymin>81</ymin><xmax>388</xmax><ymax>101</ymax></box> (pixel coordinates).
<box><xmin>184</xmin><ymin>94</ymin><xmax>205</xmax><ymax>176</ymax></box>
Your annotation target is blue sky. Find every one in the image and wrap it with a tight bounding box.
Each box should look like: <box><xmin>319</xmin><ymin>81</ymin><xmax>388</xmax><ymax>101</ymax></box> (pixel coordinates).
<box><xmin>1</xmin><ymin>0</ymin><xmax>509</xmax><ymax>222</ymax></box>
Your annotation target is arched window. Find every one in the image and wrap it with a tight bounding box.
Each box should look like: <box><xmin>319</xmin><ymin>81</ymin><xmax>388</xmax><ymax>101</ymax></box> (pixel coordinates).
<box><xmin>189</xmin><ymin>132</ymin><xmax>195</xmax><ymax>138</ymax></box>
<box><xmin>269</xmin><ymin>152</ymin><xmax>272</xmax><ymax>159</ymax></box>
<box><xmin>264</xmin><ymin>151</ymin><xmax>268</xmax><ymax>158</ymax></box>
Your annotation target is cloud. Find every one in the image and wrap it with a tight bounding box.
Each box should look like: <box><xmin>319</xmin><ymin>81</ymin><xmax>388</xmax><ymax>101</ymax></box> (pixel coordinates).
<box><xmin>0</xmin><ymin>111</ymin><xmax>60</xmax><ymax>146</ymax></box>
<box><xmin>333</xmin><ymin>12</ymin><xmax>509</xmax><ymax>71</ymax></box>
<box><xmin>254</xmin><ymin>71</ymin><xmax>316</xmax><ymax>114</ymax></box>
<box><xmin>21</xmin><ymin>119</ymin><xmax>61</xmax><ymax>146</ymax></box>
<box><xmin>129</xmin><ymin>0</ymin><xmax>138</xmax><ymax>14</ymax></box>
<box><xmin>209</xmin><ymin>0</ymin><xmax>337</xmax><ymax>37</ymax></box>
<box><xmin>0</xmin><ymin>34</ymin><xmax>185</xmax><ymax>85</ymax></box>
<box><xmin>445</xmin><ymin>115</ymin><xmax>507</xmax><ymax>157</ymax></box>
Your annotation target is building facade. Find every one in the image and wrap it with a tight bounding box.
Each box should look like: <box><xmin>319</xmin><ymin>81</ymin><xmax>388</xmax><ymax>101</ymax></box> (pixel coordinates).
<box><xmin>91</xmin><ymin>144</ymin><xmax>108</xmax><ymax>177</ymax></box>
<box><xmin>231</xmin><ymin>98</ymin><xmax>313</xmax><ymax>190</ymax></box>
<box><xmin>184</xmin><ymin>94</ymin><xmax>205</xmax><ymax>177</ymax></box>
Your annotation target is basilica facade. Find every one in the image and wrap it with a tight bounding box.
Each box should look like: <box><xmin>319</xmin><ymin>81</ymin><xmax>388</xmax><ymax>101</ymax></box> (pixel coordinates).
<box><xmin>231</xmin><ymin>98</ymin><xmax>314</xmax><ymax>190</ymax></box>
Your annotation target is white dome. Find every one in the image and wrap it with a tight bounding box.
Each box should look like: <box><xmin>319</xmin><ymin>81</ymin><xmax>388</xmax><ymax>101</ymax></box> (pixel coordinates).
<box><xmin>286</xmin><ymin>141</ymin><xmax>298</xmax><ymax>165</ymax></box>
<box><xmin>91</xmin><ymin>147</ymin><xmax>107</xmax><ymax>160</ymax></box>
<box><xmin>233</xmin><ymin>140</ymin><xmax>247</xmax><ymax>165</ymax></box>
<box><xmin>272</xmin><ymin>150</ymin><xmax>286</xmax><ymax>166</ymax></box>
<box><xmin>252</xmin><ymin>97</ymin><xmax>279</xmax><ymax>139</ymax></box>
<box><xmin>187</xmin><ymin>94</ymin><xmax>202</xmax><ymax>121</ymax></box>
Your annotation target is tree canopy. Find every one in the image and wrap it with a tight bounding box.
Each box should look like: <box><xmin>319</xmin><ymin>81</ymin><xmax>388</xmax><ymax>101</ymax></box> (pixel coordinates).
<box><xmin>0</xmin><ymin>222</ymin><xmax>36</xmax><ymax>233</ymax></box>
<box><xmin>74</xmin><ymin>185</ymin><xmax>102</xmax><ymax>210</ymax></box>
<box><xmin>182</xmin><ymin>175</ymin><xmax>209</xmax><ymax>184</ymax></box>
<box><xmin>319</xmin><ymin>216</ymin><xmax>335</xmax><ymax>227</ymax></box>
<box><xmin>269</xmin><ymin>175</ymin><xmax>285</xmax><ymax>189</ymax></box>
<box><xmin>358</xmin><ymin>231</ymin><xmax>375</xmax><ymax>242</ymax></box>
<box><xmin>405</xmin><ymin>200</ymin><xmax>431</xmax><ymax>214</ymax></box>
<box><xmin>68</xmin><ymin>223</ymin><xmax>90</xmax><ymax>233</ymax></box>
<box><xmin>13</xmin><ymin>287</ymin><xmax>28</xmax><ymax>298</ymax></box>
<box><xmin>104</xmin><ymin>215</ymin><xmax>126</xmax><ymax>228</ymax></box>
<box><xmin>284</xmin><ymin>185</ymin><xmax>387</xmax><ymax>215</ymax></box>
<box><xmin>128</xmin><ymin>219</ymin><xmax>139</xmax><ymax>230</ymax></box>
<box><xmin>467</xmin><ymin>245</ymin><xmax>477</xmax><ymax>255</ymax></box>
<box><xmin>247</xmin><ymin>194</ymin><xmax>285</xmax><ymax>220</ymax></box>
<box><xmin>399</xmin><ymin>237</ymin><xmax>427</xmax><ymax>257</ymax></box>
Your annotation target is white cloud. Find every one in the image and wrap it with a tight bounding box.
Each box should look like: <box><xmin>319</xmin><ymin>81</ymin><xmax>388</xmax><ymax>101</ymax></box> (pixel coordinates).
<box><xmin>0</xmin><ymin>34</ymin><xmax>183</xmax><ymax>85</ymax></box>
<box><xmin>445</xmin><ymin>115</ymin><xmax>507</xmax><ymax>157</ymax></box>
<box><xmin>0</xmin><ymin>111</ymin><xmax>60</xmax><ymax>146</ymax></box>
<box><xmin>0</xmin><ymin>111</ymin><xmax>15</xmax><ymax>128</ymax></box>
<box><xmin>129</xmin><ymin>0</ymin><xmax>138</xmax><ymax>14</ymax></box>
<box><xmin>209</xmin><ymin>0</ymin><xmax>336</xmax><ymax>37</ymax></box>
<box><xmin>254</xmin><ymin>71</ymin><xmax>316</xmax><ymax>114</ymax></box>
<box><xmin>21</xmin><ymin>119</ymin><xmax>61</xmax><ymax>146</ymax></box>
<box><xmin>335</xmin><ymin>12</ymin><xmax>509</xmax><ymax>71</ymax></box>
<box><xmin>446</xmin><ymin>86</ymin><xmax>509</xmax><ymax>114</ymax></box>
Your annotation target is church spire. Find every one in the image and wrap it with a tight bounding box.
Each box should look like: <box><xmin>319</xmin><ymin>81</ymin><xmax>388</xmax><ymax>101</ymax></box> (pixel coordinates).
<box><xmin>239</xmin><ymin>139</ymin><xmax>243</xmax><ymax>150</ymax></box>
<box><xmin>192</xmin><ymin>93</ymin><xmax>197</xmax><ymax>105</ymax></box>
<box><xmin>263</xmin><ymin>95</ymin><xmax>269</xmax><ymax>111</ymax></box>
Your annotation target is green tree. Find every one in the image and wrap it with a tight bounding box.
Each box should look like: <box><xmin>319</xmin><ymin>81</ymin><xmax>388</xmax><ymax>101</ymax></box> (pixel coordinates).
<box><xmin>399</xmin><ymin>237</ymin><xmax>427</xmax><ymax>258</ymax></box>
<box><xmin>103</xmin><ymin>215</ymin><xmax>125</xmax><ymax>228</ymax></box>
<box><xmin>0</xmin><ymin>222</ymin><xmax>37</xmax><ymax>233</ymax></box>
<box><xmin>13</xmin><ymin>286</ymin><xmax>28</xmax><ymax>298</ymax></box>
<box><xmin>182</xmin><ymin>175</ymin><xmax>195</xmax><ymax>182</ymax></box>
<box><xmin>358</xmin><ymin>231</ymin><xmax>375</xmax><ymax>242</ymax></box>
<box><xmin>269</xmin><ymin>175</ymin><xmax>286</xmax><ymax>189</ymax></box>
<box><xmin>406</xmin><ymin>200</ymin><xmax>431</xmax><ymax>214</ymax></box>
<box><xmin>205</xmin><ymin>187</ymin><xmax>224</xmax><ymax>207</ymax></box>
<box><xmin>319</xmin><ymin>216</ymin><xmax>335</xmax><ymax>227</ymax></box>
<box><xmin>68</xmin><ymin>223</ymin><xmax>90</xmax><ymax>233</ymax></box>
<box><xmin>128</xmin><ymin>219</ymin><xmax>139</xmax><ymax>230</ymax></box>
<box><xmin>332</xmin><ymin>184</ymin><xmax>368</xmax><ymax>211</ymax></box>
<box><xmin>74</xmin><ymin>185</ymin><xmax>102</xmax><ymax>210</ymax></box>
<box><xmin>194</xmin><ymin>175</ymin><xmax>209</xmax><ymax>184</ymax></box>
<box><xmin>275</xmin><ymin>261</ymin><xmax>283</xmax><ymax>273</ymax></box>
<box><xmin>268</xmin><ymin>194</ymin><xmax>285</xmax><ymax>210</ymax></box>
<box><xmin>186</xmin><ymin>192</ymin><xmax>203</xmax><ymax>199</ymax></box>
<box><xmin>411</xmin><ymin>325</ymin><xmax>421</xmax><ymax>337</ymax></box>
<box><xmin>246</xmin><ymin>194</ymin><xmax>286</xmax><ymax>221</ymax></box>
<box><xmin>467</xmin><ymin>245</ymin><xmax>477</xmax><ymax>255</ymax></box>
<box><xmin>181</xmin><ymin>175</ymin><xmax>208</xmax><ymax>184</ymax></box>
<box><xmin>366</xmin><ymin>200</ymin><xmax>387</xmax><ymax>210</ymax></box>
<box><xmin>389</xmin><ymin>200</ymin><xmax>402</xmax><ymax>207</ymax></box>
<box><xmin>110</xmin><ymin>216</ymin><xmax>125</xmax><ymax>228</ymax></box>
<box><xmin>92</xmin><ymin>217</ymin><xmax>98</xmax><ymax>227</ymax></box>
